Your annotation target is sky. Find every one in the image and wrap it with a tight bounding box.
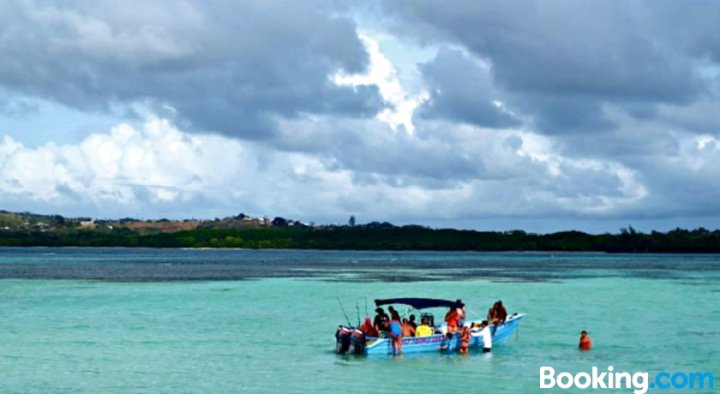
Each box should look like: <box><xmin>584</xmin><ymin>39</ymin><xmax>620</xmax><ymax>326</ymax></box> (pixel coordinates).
<box><xmin>0</xmin><ymin>1</ymin><xmax>719</xmax><ymax>233</ymax></box>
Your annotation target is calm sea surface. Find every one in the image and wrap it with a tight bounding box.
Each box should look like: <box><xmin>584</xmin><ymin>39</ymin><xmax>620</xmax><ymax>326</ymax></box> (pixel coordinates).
<box><xmin>1</xmin><ymin>248</ymin><xmax>718</xmax><ymax>393</ymax></box>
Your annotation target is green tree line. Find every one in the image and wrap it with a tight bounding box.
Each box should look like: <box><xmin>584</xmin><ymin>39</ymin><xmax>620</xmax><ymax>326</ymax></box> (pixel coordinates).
<box><xmin>1</xmin><ymin>226</ymin><xmax>720</xmax><ymax>252</ymax></box>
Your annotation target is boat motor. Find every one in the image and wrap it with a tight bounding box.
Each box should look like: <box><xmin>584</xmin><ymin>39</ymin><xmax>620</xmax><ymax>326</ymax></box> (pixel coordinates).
<box><xmin>335</xmin><ymin>326</ymin><xmax>352</xmax><ymax>354</ymax></box>
<box><xmin>349</xmin><ymin>328</ymin><xmax>367</xmax><ymax>355</ymax></box>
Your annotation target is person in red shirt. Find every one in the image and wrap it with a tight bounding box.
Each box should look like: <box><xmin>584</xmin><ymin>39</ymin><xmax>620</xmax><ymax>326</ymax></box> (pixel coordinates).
<box><xmin>445</xmin><ymin>307</ymin><xmax>459</xmax><ymax>334</ymax></box>
<box><xmin>455</xmin><ymin>299</ymin><xmax>466</xmax><ymax>328</ymax></box>
<box><xmin>579</xmin><ymin>330</ymin><xmax>592</xmax><ymax>350</ymax></box>
<box><xmin>360</xmin><ymin>317</ymin><xmax>379</xmax><ymax>337</ymax></box>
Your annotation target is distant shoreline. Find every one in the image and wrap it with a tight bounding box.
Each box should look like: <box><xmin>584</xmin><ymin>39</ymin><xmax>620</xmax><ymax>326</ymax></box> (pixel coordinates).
<box><xmin>1</xmin><ymin>225</ymin><xmax>719</xmax><ymax>253</ymax></box>
<box><xmin>4</xmin><ymin>245</ymin><xmax>720</xmax><ymax>255</ymax></box>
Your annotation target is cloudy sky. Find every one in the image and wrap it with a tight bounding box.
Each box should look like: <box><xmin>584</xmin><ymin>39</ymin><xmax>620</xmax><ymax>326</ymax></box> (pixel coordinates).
<box><xmin>1</xmin><ymin>1</ymin><xmax>719</xmax><ymax>233</ymax></box>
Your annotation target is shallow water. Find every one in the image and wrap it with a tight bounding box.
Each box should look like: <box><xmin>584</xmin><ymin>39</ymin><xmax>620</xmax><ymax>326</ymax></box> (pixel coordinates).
<box><xmin>0</xmin><ymin>248</ymin><xmax>718</xmax><ymax>393</ymax></box>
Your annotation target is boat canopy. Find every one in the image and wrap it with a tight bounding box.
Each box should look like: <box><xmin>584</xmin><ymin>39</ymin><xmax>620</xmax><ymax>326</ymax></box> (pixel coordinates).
<box><xmin>374</xmin><ymin>298</ymin><xmax>462</xmax><ymax>310</ymax></box>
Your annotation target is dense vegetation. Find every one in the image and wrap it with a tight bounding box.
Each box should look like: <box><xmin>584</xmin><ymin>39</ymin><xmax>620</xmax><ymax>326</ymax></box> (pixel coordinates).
<box><xmin>1</xmin><ymin>225</ymin><xmax>719</xmax><ymax>252</ymax></box>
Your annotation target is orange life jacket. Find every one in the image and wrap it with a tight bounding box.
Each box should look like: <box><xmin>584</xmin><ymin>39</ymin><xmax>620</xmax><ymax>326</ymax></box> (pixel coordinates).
<box><xmin>579</xmin><ymin>336</ymin><xmax>592</xmax><ymax>350</ymax></box>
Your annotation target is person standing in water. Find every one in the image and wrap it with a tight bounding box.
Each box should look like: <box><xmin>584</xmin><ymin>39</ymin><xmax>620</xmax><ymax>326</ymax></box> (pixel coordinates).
<box><xmin>388</xmin><ymin>309</ymin><xmax>403</xmax><ymax>354</ymax></box>
<box><xmin>459</xmin><ymin>326</ymin><xmax>471</xmax><ymax>354</ymax></box>
<box><xmin>445</xmin><ymin>307</ymin><xmax>460</xmax><ymax>334</ymax></box>
<box><xmin>579</xmin><ymin>330</ymin><xmax>592</xmax><ymax>350</ymax></box>
<box><xmin>478</xmin><ymin>320</ymin><xmax>492</xmax><ymax>353</ymax></box>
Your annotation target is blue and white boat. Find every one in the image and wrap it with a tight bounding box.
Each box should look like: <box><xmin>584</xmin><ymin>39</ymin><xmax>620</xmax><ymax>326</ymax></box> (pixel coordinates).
<box><xmin>334</xmin><ymin>297</ymin><xmax>525</xmax><ymax>356</ymax></box>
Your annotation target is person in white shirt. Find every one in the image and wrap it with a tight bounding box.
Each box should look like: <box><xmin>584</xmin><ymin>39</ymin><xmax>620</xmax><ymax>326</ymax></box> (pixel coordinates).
<box><xmin>476</xmin><ymin>320</ymin><xmax>492</xmax><ymax>353</ymax></box>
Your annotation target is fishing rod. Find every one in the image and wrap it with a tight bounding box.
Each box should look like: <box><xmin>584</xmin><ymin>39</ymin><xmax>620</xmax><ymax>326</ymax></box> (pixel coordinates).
<box><xmin>336</xmin><ymin>297</ymin><xmax>352</xmax><ymax>327</ymax></box>
<box><xmin>355</xmin><ymin>303</ymin><xmax>361</xmax><ymax>326</ymax></box>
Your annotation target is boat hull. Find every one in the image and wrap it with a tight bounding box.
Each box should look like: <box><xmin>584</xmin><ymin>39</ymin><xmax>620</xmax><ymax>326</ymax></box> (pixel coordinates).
<box><xmin>363</xmin><ymin>314</ymin><xmax>524</xmax><ymax>355</ymax></box>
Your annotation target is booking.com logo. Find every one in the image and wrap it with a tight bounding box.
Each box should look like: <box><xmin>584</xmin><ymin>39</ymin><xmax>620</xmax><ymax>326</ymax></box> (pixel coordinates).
<box><xmin>540</xmin><ymin>366</ymin><xmax>714</xmax><ymax>393</ymax></box>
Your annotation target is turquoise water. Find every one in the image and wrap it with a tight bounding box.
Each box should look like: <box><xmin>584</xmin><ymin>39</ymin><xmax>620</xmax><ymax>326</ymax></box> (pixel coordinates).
<box><xmin>0</xmin><ymin>249</ymin><xmax>718</xmax><ymax>393</ymax></box>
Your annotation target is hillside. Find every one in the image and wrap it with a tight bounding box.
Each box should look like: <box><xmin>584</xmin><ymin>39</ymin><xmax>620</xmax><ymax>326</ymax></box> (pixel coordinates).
<box><xmin>0</xmin><ymin>210</ymin><xmax>719</xmax><ymax>252</ymax></box>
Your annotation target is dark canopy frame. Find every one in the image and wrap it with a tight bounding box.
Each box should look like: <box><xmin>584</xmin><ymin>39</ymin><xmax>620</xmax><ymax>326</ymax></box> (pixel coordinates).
<box><xmin>374</xmin><ymin>298</ymin><xmax>462</xmax><ymax>310</ymax></box>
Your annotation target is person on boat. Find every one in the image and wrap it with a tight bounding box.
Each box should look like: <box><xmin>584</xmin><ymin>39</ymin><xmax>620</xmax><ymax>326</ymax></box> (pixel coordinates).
<box><xmin>477</xmin><ymin>320</ymin><xmax>492</xmax><ymax>353</ymax></box>
<box><xmin>488</xmin><ymin>301</ymin><xmax>508</xmax><ymax>324</ymax></box>
<box><xmin>455</xmin><ymin>299</ymin><xmax>466</xmax><ymax>328</ymax></box>
<box><xmin>495</xmin><ymin>301</ymin><xmax>507</xmax><ymax>324</ymax></box>
<box><xmin>373</xmin><ymin>307</ymin><xmax>389</xmax><ymax>333</ymax></box>
<box><xmin>445</xmin><ymin>307</ymin><xmax>460</xmax><ymax>334</ymax></box>
<box><xmin>408</xmin><ymin>314</ymin><xmax>417</xmax><ymax>329</ymax></box>
<box><xmin>487</xmin><ymin>303</ymin><xmax>496</xmax><ymax>324</ymax></box>
<box><xmin>401</xmin><ymin>318</ymin><xmax>415</xmax><ymax>337</ymax></box>
<box><xmin>360</xmin><ymin>317</ymin><xmax>379</xmax><ymax>337</ymax></box>
<box><xmin>415</xmin><ymin>317</ymin><xmax>433</xmax><ymax>337</ymax></box>
<box><xmin>459</xmin><ymin>326</ymin><xmax>471</xmax><ymax>354</ymax></box>
<box><xmin>488</xmin><ymin>300</ymin><xmax>507</xmax><ymax>335</ymax></box>
<box><xmin>388</xmin><ymin>309</ymin><xmax>403</xmax><ymax>354</ymax></box>
<box><xmin>579</xmin><ymin>330</ymin><xmax>592</xmax><ymax>350</ymax></box>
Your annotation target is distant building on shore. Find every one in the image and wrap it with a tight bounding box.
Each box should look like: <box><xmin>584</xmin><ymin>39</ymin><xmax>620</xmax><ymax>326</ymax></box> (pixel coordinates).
<box><xmin>79</xmin><ymin>220</ymin><xmax>96</xmax><ymax>229</ymax></box>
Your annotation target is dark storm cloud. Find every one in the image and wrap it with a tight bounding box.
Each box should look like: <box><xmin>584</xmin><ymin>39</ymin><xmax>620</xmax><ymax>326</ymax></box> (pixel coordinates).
<box><xmin>271</xmin><ymin>118</ymin><xmax>487</xmax><ymax>186</ymax></box>
<box><xmin>383</xmin><ymin>0</ymin><xmax>711</xmax><ymax>134</ymax></box>
<box><xmin>416</xmin><ymin>47</ymin><xmax>519</xmax><ymax>128</ymax></box>
<box><xmin>0</xmin><ymin>1</ymin><xmax>383</xmax><ymax>139</ymax></box>
<box><xmin>657</xmin><ymin>98</ymin><xmax>720</xmax><ymax>135</ymax></box>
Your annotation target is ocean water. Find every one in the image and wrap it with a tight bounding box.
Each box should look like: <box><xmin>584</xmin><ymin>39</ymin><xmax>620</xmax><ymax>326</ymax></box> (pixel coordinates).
<box><xmin>0</xmin><ymin>248</ymin><xmax>718</xmax><ymax>393</ymax></box>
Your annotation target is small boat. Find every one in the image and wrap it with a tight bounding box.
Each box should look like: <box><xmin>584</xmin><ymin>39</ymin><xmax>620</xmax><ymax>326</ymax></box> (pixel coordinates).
<box><xmin>334</xmin><ymin>297</ymin><xmax>525</xmax><ymax>356</ymax></box>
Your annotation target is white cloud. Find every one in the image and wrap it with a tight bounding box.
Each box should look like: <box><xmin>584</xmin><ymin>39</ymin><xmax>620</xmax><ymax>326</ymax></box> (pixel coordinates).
<box><xmin>0</xmin><ymin>116</ymin><xmax>659</xmax><ymax>222</ymax></box>
<box><xmin>332</xmin><ymin>35</ymin><xmax>428</xmax><ymax>134</ymax></box>
<box><xmin>0</xmin><ymin>118</ymin><xmax>247</xmax><ymax>212</ymax></box>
